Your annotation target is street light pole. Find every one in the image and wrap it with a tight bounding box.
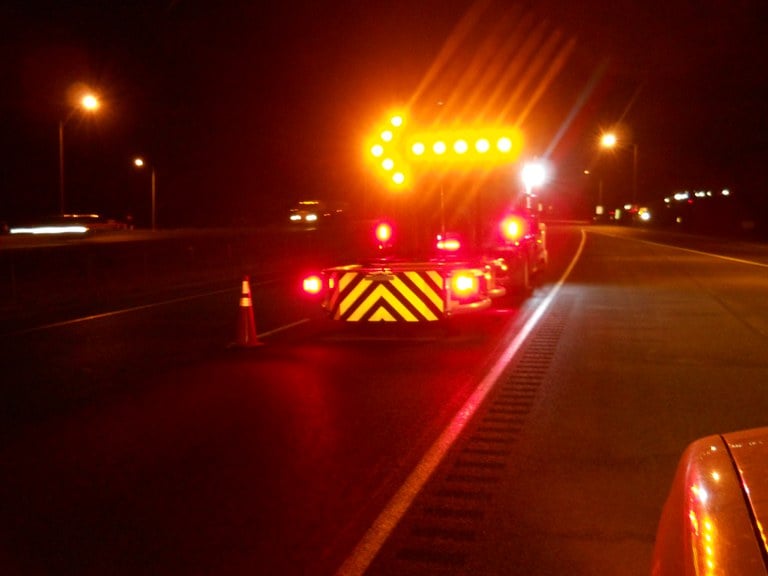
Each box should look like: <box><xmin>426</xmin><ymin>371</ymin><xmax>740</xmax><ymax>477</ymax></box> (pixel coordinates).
<box><xmin>134</xmin><ymin>157</ymin><xmax>157</xmax><ymax>230</ymax></box>
<box><xmin>58</xmin><ymin>92</ymin><xmax>100</xmax><ymax>215</ymax></box>
<box><xmin>600</xmin><ymin>131</ymin><xmax>638</xmax><ymax>205</ymax></box>
<box><xmin>632</xmin><ymin>143</ymin><xmax>638</xmax><ymax>205</ymax></box>
<box><xmin>599</xmin><ymin>177</ymin><xmax>604</xmax><ymax>207</ymax></box>
<box><xmin>584</xmin><ymin>169</ymin><xmax>605</xmax><ymax>220</ymax></box>
<box><xmin>151</xmin><ymin>167</ymin><xmax>157</xmax><ymax>231</ymax></box>
<box><xmin>58</xmin><ymin>120</ymin><xmax>65</xmax><ymax>214</ymax></box>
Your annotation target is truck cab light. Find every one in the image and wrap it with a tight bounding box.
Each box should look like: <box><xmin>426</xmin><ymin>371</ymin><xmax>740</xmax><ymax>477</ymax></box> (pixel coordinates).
<box><xmin>436</xmin><ymin>234</ymin><xmax>461</xmax><ymax>252</ymax></box>
<box><xmin>500</xmin><ymin>215</ymin><xmax>527</xmax><ymax>242</ymax></box>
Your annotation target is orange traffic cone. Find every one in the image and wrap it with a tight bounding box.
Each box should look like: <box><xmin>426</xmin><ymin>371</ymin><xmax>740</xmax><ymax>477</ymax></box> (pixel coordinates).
<box><xmin>235</xmin><ymin>275</ymin><xmax>263</xmax><ymax>347</ymax></box>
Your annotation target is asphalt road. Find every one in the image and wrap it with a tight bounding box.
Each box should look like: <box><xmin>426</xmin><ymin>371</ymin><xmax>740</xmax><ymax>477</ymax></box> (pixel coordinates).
<box><xmin>2</xmin><ymin>224</ymin><xmax>768</xmax><ymax>575</ymax></box>
<box><xmin>368</xmin><ymin>226</ymin><xmax>768</xmax><ymax>575</ymax></box>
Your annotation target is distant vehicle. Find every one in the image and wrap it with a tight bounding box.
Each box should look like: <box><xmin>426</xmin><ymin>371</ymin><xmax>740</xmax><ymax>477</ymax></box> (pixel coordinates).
<box><xmin>9</xmin><ymin>214</ymin><xmax>133</xmax><ymax>235</ymax></box>
<box><xmin>652</xmin><ymin>426</ymin><xmax>768</xmax><ymax>575</ymax></box>
<box><xmin>288</xmin><ymin>200</ymin><xmax>347</xmax><ymax>226</ymax></box>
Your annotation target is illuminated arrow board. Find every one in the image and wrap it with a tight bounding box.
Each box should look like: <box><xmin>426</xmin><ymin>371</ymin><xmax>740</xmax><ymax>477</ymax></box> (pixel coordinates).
<box><xmin>367</xmin><ymin>113</ymin><xmax>524</xmax><ymax>189</ymax></box>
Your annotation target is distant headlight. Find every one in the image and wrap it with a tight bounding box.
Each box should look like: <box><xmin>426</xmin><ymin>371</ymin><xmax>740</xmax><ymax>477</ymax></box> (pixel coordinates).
<box><xmin>10</xmin><ymin>225</ymin><xmax>89</xmax><ymax>234</ymax></box>
<box><xmin>289</xmin><ymin>214</ymin><xmax>301</xmax><ymax>221</ymax></box>
<box><xmin>305</xmin><ymin>213</ymin><xmax>318</xmax><ymax>222</ymax></box>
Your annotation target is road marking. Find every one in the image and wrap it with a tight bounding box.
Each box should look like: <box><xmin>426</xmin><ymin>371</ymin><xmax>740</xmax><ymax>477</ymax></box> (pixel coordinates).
<box><xmin>5</xmin><ymin>279</ymin><xmax>278</xmax><ymax>336</ymax></box>
<box><xmin>257</xmin><ymin>318</ymin><xmax>309</xmax><ymax>337</ymax></box>
<box><xmin>590</xmin><ymin>229</ymin><xmax>768</xmax><ymax>268</ymax></box>
<box><xmin>335</xmin><ymin>228</ymin><xmax>587</xmax><ymax>576</ymax></box>
<box><xmin>650</xmin><ymin>242</ymin><xmax>768</xmax><ymax>268</ymax></box>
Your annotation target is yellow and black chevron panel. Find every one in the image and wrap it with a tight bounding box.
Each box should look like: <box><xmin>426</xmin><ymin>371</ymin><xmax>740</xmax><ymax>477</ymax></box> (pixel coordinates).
<box><xmin>329</xmin><ymin>270</ymin><xmax>445</xmax><ymax>321</ymax></box>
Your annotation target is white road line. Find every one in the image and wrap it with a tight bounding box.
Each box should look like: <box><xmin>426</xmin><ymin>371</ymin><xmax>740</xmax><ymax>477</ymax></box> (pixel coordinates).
<box><xmin>649</xmin><ymin>241</ymin><xmax>768</xmax><ymax>268</ymax></box>
<box><xmin>257</xmin><ymin>318</ymin><xmax>310</xmax><ymax>337</ymax></box>
<box><xmin>590</xmin><ymin>229</ymin><xmax>768</xmax><ymax>268</ymax></box>
<box><xmin>6</xmin><ymin>279</ymin><xmax>279</xmax><ymax>336</ymax></box>
<box><xmin>335</xmin><ymin>228</ymin><xmax>588</xmax><ymax>576</ymax></box>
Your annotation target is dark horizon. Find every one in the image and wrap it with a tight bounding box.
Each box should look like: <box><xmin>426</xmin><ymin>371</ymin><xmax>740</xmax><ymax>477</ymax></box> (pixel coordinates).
<box><xmin>2</xmin><ymin>1</ymin><xmax>767</xmax><ymax>229</ymax></box>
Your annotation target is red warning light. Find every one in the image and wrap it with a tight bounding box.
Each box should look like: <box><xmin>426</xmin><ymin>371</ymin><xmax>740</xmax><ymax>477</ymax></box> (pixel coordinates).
<box><xmin>302</xmin><ymin>274</ymin><xmax>324</xmax><ymax>295</ymax></box>
<box><xmin>500</xmin><ymin>215</ymin><xmax>527</xmax><ymax>242</ymax></box>
<box><xmin>375</xmin><ymin>222</ymin><xmax>393</xmax><ymax>248</ymax></box>
<box><xmin>436</xmin><ymin>234</ymin><xmax>461</xmax><ymax>252</ymax></box>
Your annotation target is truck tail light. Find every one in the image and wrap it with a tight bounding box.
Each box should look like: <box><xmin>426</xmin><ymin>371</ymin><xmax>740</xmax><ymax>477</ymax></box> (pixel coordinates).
<box><xmin>375</xmin><ymin>221</ymin><xmax>394</xmax><ymax>250</ymax></box>
<box><xmin>302</xmin><ymin>274</ymin><xmax>324</xmax><ymax>295</ymax></box>
<box><xmin>450</xmin><ymin>270</ymin><xmax>480</xmax><ymax>299</ymax></box>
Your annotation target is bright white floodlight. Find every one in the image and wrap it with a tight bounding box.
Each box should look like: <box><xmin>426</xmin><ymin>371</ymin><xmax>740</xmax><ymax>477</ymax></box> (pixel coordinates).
<box><xmin>521</xmin><ymin>161</ymin><xmax>547</xmax><ymax>193</ymax></box>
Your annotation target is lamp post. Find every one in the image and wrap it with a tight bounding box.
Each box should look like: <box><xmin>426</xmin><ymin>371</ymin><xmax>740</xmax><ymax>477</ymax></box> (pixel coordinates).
<box><xmin>59</xmin><ymin>93</ymin><xmax>100</xmax><ymax>215</ymax></box>
<box><xmin>631</xmin><ymin>142</ymin><xmax>638</xmax><ymax>205</ymax></box>
<box><xmin>133</xmin><ymin>158</ymin><xmax>157</xmax><ymax>231</ymax></box>
<box><xmin>600</xmin><ymin>131</ymin><xmax>638</xmax><ymax>205</ymax></box>
<box><xmin>584</xmin><ymin>169</ymin><xmax>605</xmax><ymax>220</ymax></box>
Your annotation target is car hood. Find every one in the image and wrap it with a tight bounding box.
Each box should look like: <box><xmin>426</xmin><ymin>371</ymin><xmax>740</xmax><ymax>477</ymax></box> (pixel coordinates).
<box><xmin>652</xmin><ymin>427</ymin><xmax>768</xmax><ymax>575</ymax></box>
<box><xmin>723</xmin><ymin>428</ymin><xmax>768</xmax><ymax>552</ymax></box>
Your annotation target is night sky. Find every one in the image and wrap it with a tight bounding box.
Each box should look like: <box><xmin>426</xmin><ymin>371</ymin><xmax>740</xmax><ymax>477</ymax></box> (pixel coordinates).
<box><xmin>2</xmin><ymin>1</ymin><xmax>767</xmax><ymax>227</ymax></box>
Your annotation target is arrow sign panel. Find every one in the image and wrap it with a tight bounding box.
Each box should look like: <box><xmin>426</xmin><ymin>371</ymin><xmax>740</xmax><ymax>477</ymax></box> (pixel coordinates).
<box><xmin>367</xmin><ymin>113</ymin><xmax>525</xmax><ymax>189</ymax></box>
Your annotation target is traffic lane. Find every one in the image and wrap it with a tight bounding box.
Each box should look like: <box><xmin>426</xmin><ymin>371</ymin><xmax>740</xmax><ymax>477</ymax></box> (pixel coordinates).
<box><xmin>463</xmin><ymin>229</ymin><xmax>768</xmax><ymax>575</ymax></box>
<box><xmin>0</xmin><ymin>285</ymin><xmax>237</xmax><ymax>436</ymax></box>
<box><xmin>0</xmin><ymin>271</ymin><xmax>322</xmax><ymax>436</ymax></box>
<box><xmin>590</xmin><ymin>224</ymin><xmax>768</xmax><ymax>266</ymax></box>
<box><xmin>0</xmin><ymin>225</ymin><xmax>584</xmax><ymax>574</ymax></box>
<box><xmin>584</xmin><ymin>225</ymin><xmax>768</xmax><ymax>337</ymax></box>
<box><xmin>0</xmin><ymin>309</ymin><xmax>524</xmax><ymax>575</ymax></box>
<box><xmin>541</xmin><ymin>222</ymin><xmax>590</xmax><ymax>274</ymax></box>
<box><xmin>0</xmin><ymin>221</ymin><xmax>580</xmax><ymax>440</ymax></box>
<box><xmin>0</xmin><ymin>224</ymin><xmax>358</xmax><ymax>332</ymax></box>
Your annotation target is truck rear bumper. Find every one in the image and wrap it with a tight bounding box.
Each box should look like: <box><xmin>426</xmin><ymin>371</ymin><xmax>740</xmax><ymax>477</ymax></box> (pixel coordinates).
<box><xmin>318</xmin><ymin>263</ymin><xmax>494</xmax><ymax>322</ymax></box>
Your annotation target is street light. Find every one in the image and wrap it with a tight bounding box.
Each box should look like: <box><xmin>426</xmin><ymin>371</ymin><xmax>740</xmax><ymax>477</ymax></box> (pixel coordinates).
<box><xmin>600</xmin><ymin>131</ymin><xmax>638</xmax><ymax>204</ymax></box>
<box><xmin>133</xmin><ymin>157</ymin><xmax>157</xmax><ymax>231</ymax></box>
<box><xmin>59</xmin><ymin>92</ymin><xmax>100</xmax><ymax>215</ymax></box>
<box><xmin>600</xmin><ymin>133</ymin><xmax>617</xmax><ymax>149</ymax></box>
